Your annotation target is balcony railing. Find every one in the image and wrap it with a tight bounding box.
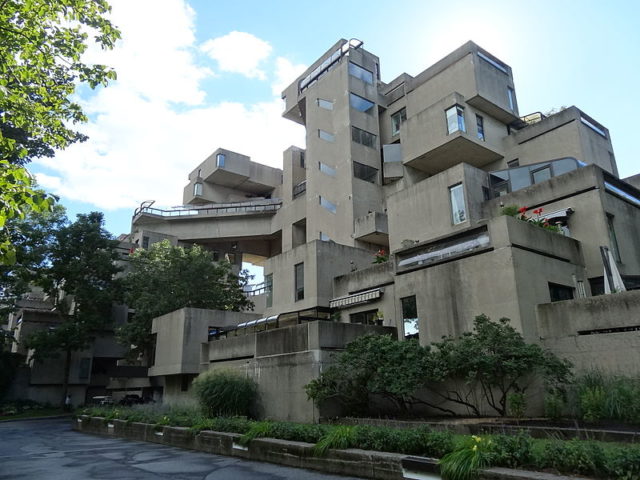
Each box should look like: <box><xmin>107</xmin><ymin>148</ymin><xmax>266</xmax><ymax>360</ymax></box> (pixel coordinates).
<box><xmin>133</xmin><ymin>199</ymin><xmax>282</xmax><ymax>219</ymax></box>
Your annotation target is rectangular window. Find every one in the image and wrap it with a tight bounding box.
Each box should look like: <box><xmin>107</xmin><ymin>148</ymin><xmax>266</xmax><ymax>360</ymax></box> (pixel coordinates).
<box><xmin>476</xmin><ymin>114</ymin><xmax>485</xmax><ymax>141</ymax></box>
<box><xmin>318</xmin><ymin>129</ymin><xmax>335</xmax><ymax>142</ymax></box>
<box><xmin>300</xmin><ymin>151</ymin><xmax>305</xmax><ymax>168</ymax></box>
<box><xmin>318</xmin><ymin>161</ymin><xmax>336</xmax><ymax>177</ymax></box>
<box><xmin>78</xmin><ymin>358</ymin><xmax>91</xmax><ymax>380</ymax></box>
<box><xmin>317</xmin><ymin>98</ymin><xmax>333</xmax><ymax>110</ymax></box>
<box><xmin>350</xmin><ymin>309</ymin><xmax>381</xmax><ymax>326</ymax></box>
<box><xmin>353</xmin><ymin>161</ymin><xmax>378</xmax><ymax>183</ymax></box>
<box><xmin>142</xmin><ymin>236</ymin><xmax>149</xmax><ymax>249</ymax></box>
<box><xmin>193</xmin><ymin>182</ymin><xmax>203</xmax><ymax>196</ymax></box>
<box><xmin>351</xmin><ymin>126</ymin><xmax>376</xmax><ymax>148</ymax></box>
<box><xmin>181</xmin><ymin>375</ymin><xmax>192</xmax><ymax>392</ymax></box>
<box><xmin>216</xmin><ymin>153</ymin><xmax>225</xmax><ymax>167</ymax></box>
<box><xmin>446</xmin><ymin>105</ymin><xmax>466</xmax><ymax>134</ymax></box>
<box><xmin>549</xmin><ymin>283</ymin><xmax>575</xmax><ymax>302</ymax></box>
<box><xmin>319</xmin><ymin>195</ymin><xmax>337</xmax><ymax>214</ymax></box>
<box><xmin>349</xmin><ymin>93</ymin><xmax>375</xmax><ymax>114</ymax></box>
<box><xmin>294</xmin><ymin>263</ymin><xmax>304</xmax><ymax>301</ymax></box>
<box><xmin>449</xmin><ymin>184</ymin><xmax>467</xmax><ymax>224</ymax></box>
<box><xmin>391</xmin><ymin>108</ymin><xmax>407</xmax><ymax>136</ymax></box>
<box><xmin>507</xmin><ymin>159</ymin><xmax>520</xmax><ymax>168</ymax></box>
<box><xmin>607</xmin><ymin>214</ymin><xmax>621</xmax><ymax>262</ymax></box>
<box><xmin>401</xmin><ymin>296</ymin><xmax>419</xmax><ymax>340</ymax></box>
<box><xmin>507</xmin><ymin>87</ymin><xmax>516</xmax><ymax>111</ymax></box>
<box><xmin>531</xmin><ymin>165</ymin><xmax>551</xmax><ymax>184</ymax></box>
<box><xmin>348</xmin><ymin>62</ymin><xmax>373</xmax><ymax>84</ymax></box>
<box><xmin>265</xmin><ymin>274</ymin><xmax>273</xmax><ymax>308</ymax></box>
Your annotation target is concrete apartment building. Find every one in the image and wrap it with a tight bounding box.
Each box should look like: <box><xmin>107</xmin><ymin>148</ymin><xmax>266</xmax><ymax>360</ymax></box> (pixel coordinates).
<box><xmin>131</xmin><ymin>39</ymin><xmax>640</xmax><ymax>421</ymax></box>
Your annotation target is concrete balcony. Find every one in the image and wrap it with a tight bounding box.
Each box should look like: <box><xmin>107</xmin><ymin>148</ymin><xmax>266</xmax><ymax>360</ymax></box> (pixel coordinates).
<box><xmin>354</xmin><ymin>211</ymin><xmax>388</xmax><ymax>245</ymax></box>
<box><xmin>402</xmin><ymin>94</ymin><xmax>504</xmax><ymax>174</ymax></box>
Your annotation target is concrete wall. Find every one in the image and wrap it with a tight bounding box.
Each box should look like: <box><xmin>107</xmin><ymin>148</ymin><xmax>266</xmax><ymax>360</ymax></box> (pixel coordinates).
<box><xmin>149</xmin><ymin>308</ymin><xmax>260</xmax><ymax>377</ymax></box>
<box><xmin>202</xmin><ymin>321</ymin><xmax>396</xmax><ymax>422</ymax></box>
<box><xmin>537</xmin><ymin>290</ymin><xmax>640</xmax><ymax>374</ymax></box>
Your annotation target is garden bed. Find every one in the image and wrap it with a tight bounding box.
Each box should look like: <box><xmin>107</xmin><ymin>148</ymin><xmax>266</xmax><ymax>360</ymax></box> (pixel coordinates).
<box><xmin>75</xmin><ymin>406</ymin><xmax>640</xmax><ymax>480</ymax></box>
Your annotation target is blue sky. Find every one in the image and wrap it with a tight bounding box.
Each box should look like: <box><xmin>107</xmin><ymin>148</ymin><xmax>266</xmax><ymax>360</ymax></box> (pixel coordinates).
<box><xmin>31</xmin><ymin>0</ymin><xmax>640</xmax><ymax>237</ymax></box>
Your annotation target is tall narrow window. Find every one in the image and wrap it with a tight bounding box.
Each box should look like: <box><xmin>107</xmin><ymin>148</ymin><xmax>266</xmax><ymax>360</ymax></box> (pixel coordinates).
<box><xmin>142</xmin><ymin>236</ymin><xmax>150</xmax><ymax>249</ymax></box>
<box><xmin>349</xmin><ymin>93</ymin><xmax>375</xmax><ymax>114</ymax></box>
<box><xmin>294</xmin><ymin>263</ymin><xmax>304</xmax><ymax>301</ymax></box>
<box><xmin>449</xmin><ymin>184</ymin><xmax>467</xmax><ymax>224</ymax></box>
<box><xmin>216</xmin><ymin>153</ymin><xmax>225</xmax><ymax>167</ymax></box>
<box><xmin>348</xmin><ymin>62</ymin><xmax>373</xmax><ymax>84</ymax></box>
<box><xmin>193</xmin><ymin>182</ymin><xmax>203</xmax><ymax>196</ymax></box>
<box><xmin>446</xmin><ymin>105</ymin><xmax>466</xmax><ymax>134</ymax></box>
<box><xmin>507</xmin><ymin>87</ymin><xmax>516</xmax><ymax>111</ymax></box>
<box><xmin>607</xmin><ymin>214</ymin><xmax>621</xmax><ymax>261</ymax></box>
<box><xmin>78</xmin><ymin>358</ymin><xmax>91</xmax><ymax>380</ymax></box>
<box><xmin>476</xmin><ymin>114</ymin><xmax>485</xmax><ymax>141</ymax></box>
<box><xmin>391</xmin><ymin>108</ymin><xmax>407</xmax><ymax>136</ymax></box>
<box><xmin>318</xmin><ymin>129</ymin><xmax>335</xmax><ymax>142</ymax></box>
<box><xmin>265</xmin><ymin>274</ymin><xmax>273</xmax><ymax>308</ymax></box>
<box><xmin>300</xmin><ymin>151</ymin><xmax>305</xmax><ymax>168</ymax></box>
<box><xmin>401</xmin><ymin>296</ymin><xmax>419</xmax><ymax>340</ymax></box>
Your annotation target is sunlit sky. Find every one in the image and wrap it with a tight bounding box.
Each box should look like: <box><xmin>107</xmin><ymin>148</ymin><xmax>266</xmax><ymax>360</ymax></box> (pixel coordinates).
<box><xmin>31</xmin><ymin>0</ymin><xmax>640</xmax><ymax>237</ymax></box>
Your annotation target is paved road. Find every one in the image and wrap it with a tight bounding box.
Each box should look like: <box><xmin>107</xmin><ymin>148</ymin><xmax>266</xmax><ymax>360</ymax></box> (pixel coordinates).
<box><xmin>0</xmin><ymin>418</ymin><xmax>364</xmax><ymax>480</ymax></box>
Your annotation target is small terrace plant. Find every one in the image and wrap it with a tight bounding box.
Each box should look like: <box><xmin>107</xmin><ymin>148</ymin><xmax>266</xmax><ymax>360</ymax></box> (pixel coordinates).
<box><xmin>372</xmin><ymin>248</ymin><xmax>389</xmax><ymax>264</ymax></box>
<box><xmin>501</xmin><ymin>205</ymin><xmax>562</xmax><ymax>233</ymax></box>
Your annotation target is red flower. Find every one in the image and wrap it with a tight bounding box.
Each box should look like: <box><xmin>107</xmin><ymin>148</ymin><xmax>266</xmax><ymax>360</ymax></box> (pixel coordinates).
<box><xmin>518</xmin><ymin>207</ymin><xmax>527</xmax><ymax>214</ymax></box>
<box><xmin>533</xmin><ymin>208</ymin><xmax>543</xmax><ymax>215</ymax></box>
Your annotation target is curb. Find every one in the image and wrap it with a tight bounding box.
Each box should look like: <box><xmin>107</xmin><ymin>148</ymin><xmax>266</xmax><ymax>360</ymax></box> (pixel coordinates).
<box><xmin>71</xmin><ymin>416</ymin><xmax>594</xmax><ymax>480</ymax></box>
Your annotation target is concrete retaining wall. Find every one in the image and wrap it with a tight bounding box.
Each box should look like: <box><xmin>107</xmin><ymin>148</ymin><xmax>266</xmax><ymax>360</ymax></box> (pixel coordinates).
<box><xmin>537</xmin><ymin>290</ymin><xmax>640</xmax><ymax>374</ymax></box>
<box><xmin>73</xmin><ymin>416</ymin><xmax>594</xmax><ymax>480</ymax></box>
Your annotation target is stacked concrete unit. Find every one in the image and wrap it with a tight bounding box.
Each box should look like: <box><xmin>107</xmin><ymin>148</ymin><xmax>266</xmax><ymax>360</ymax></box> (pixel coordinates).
<box><xmin>132</xmin><ymin>39</ymin><xmax>640</xmax><ymax>419</ymax></box>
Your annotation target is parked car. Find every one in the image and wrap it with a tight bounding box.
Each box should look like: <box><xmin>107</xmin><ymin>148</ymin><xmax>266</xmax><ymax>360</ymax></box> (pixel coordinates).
<box><xmin>118</xmin><ymin>394</ymin><xmax>143</xmax><ymax>406</ymax></box>
<box><xmin>92</xmin><ymin>396</ymin><xmax>114</xmax><ymax>406</ymax></box>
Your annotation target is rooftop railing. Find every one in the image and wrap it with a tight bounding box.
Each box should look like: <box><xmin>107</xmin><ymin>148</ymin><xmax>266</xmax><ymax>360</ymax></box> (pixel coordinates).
<box><xmin>133</xmin><ymin>199</ymin><xmax>282</xmax><ymax>219</ymax></box>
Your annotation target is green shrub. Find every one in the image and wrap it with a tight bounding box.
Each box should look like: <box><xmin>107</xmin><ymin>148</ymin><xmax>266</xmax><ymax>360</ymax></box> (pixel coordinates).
<box><xmin>580</xmin><ymin>385</ymin><xmax>606</xmax><ymax>422</ymax></box>
<box><xmin>604</xmin><ymin>444</ymin><xmax>640</xmax><ymax>480</ymax></box>
<box><xmin>439</xmin><ymin>435</ymin><xmax>494</xmax><ymax>480</ymax></box>
<box><xmin>192</xmin><ymin>369</ymin><xmax>257</xmax><ymax>418</ymax></box>
<box><xmin>533</xmin><ymin>439</ymin><xmax>606</xmax><ymax>476</ymax></box>
<box><xmin>313</xmin><ymin>425</ymin><xmax>357</xmax><ymax>456</ymax></box>
<box><xmin>490</xmin><ymin>432</ymin><xmax>533</xmax><ymax>468</ymax></box>
<box><xmin>507</xmin><ymin>392</ymin><xmax>526</xmax><ymax>418</ymax></box>
<box><xmin>544</xmin><ymin>391</ymin><xmax>565</xmax><ymax>420</ymax></box>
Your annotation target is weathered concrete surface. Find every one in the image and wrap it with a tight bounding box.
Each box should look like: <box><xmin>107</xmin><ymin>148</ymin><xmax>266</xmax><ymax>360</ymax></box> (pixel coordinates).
<box><xmin>0</xmin><ymin>418</ymin><xmax>365</xmax><ymax>480</ymax></box>
<box><xmin>537</xmin><ymin>290</ymin><xmax>640</xmax><ymax>374</ymax></box>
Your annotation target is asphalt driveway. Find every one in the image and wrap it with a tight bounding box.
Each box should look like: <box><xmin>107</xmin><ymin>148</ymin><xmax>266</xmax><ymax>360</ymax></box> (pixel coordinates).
<box><xmin>0</xmin><ymin>418</ymin><xmax>364</xmax><ymax>479</ymax></box>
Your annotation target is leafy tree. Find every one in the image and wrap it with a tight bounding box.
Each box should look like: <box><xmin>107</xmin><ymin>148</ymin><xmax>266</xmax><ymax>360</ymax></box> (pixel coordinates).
<box><xmin>306</xmin><ymin>315</ymin><xmax>572</xmax><ymax>418</ymax></box>
<box><xmin>118</xmin><ymin>240</ymin><xmax>253</xmax><ymax>362</ymax></box>
<box><xmin>0</xmin><ymin>0</ymin><xmax>120</xmax><ymax>262</ymax></box>
<box><xmin>428</xmin><ymin>315</ymin><xmax>573</xmax><ymax>416</ymax></box>
<box><xmin>306</xmin><ymin>334</ymin><xmax>456</xmax><ymax>416</ymax></box>
<box><xmin>23</xmin><ymin>212</ymin><xmax>122</xmax><ymax>405</ymax></box>
<box><xmin>0</xmin><ymin>205</ymin><xmax>67</xmax><ymax>320</ymax></box>
<box><xmin>0</xmin><ymin>163</ymin><xmax>56</xmax><ymax>264</ymax></box>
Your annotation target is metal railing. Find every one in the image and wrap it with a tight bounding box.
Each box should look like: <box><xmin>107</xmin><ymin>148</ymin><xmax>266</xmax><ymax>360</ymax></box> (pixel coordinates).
<box><xmin>133</xmin><ymin>199</ymin><xmax>282</xmax><ymax>219</ymax></box>
<box><xmin>243</xmin><ymin>282</ymin><xmax>266</xmax><ymax>296</ymax></box>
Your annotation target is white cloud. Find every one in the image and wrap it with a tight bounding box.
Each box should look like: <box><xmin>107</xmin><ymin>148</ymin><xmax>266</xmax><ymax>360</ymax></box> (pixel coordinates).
<box><xmin>272</xmin><ymin>57</ymin><xmax>307</xmax><ymax>96</ymax></box>
<box><xmin>201</xmin><ymin>31</ymin><xmax>272</xmax><ymax>80</ymax></box>
<box><xmin>34</xmin><ymin>1</ymin><xmax>305</xmax><ymax>212</ymax></box>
